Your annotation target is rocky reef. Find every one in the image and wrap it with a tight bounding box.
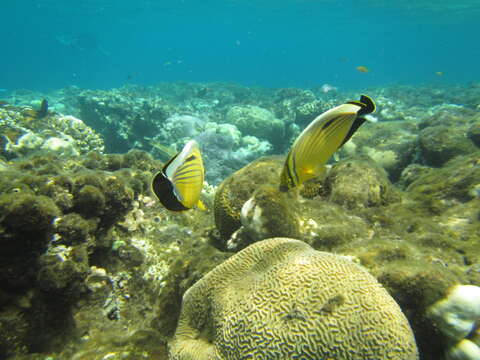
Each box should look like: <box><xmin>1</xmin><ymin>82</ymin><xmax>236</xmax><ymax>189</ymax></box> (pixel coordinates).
<box><xmin>0</xmin><ymin>150</ymin><xmax>227</xmax><ymax>359</ymax></box>
<box><xmin>1</xmin><ymin>80</ymin><xmax>480</xmax><ymax>360</ymax></box>
<box><xmin>0</xmin><ymin>103</ymin><xmax>104</xmax><ymax>160</ymax></box>
<box><xmin>63</xmin><ymin>84</ymin><xmax>275</xmax><ymax>184</ymax></box>
<box><xmin>211</xmin><ymin>148</ymin><xmax>480</xmax><ymax>360</ymax></box>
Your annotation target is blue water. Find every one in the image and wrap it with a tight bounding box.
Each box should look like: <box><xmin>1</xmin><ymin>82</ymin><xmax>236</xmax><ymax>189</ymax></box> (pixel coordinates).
<box><xmin>1</xmin><ymin>0</ymin><xmax>479</xmax><ymax>91</ymax></box>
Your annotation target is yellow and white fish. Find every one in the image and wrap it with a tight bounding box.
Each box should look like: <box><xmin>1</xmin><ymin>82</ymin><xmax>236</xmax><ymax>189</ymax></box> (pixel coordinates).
<box><xmin>151</xmin><ymin>140</ymin><xmax>205</xmax><ymax>211</ymax></box>
<box><xmin>280</xmin><ymin>95</ymin><xmax>376</xmax><ymax>191</ymax></box>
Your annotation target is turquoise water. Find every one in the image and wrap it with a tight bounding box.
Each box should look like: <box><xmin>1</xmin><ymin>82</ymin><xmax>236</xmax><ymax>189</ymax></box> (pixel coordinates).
<box><xmin>1</xmin><ymin>2</ymin><xmax>480</xmax><ymax>360</ymax></box>
<box><xmin>1</xmin><ymin>0</ymin><xmax>479</xmax><ymax>91</ymax></box>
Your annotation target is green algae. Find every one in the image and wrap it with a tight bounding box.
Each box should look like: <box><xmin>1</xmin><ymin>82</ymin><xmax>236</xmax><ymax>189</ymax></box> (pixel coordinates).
<box><xmin>0</xmin><ymin>193</ymin><xmax>59</xmax><ymax>232</ymax></box>
<box><xmin>408</xmin><ymin>152</ymin><xmax>480</xmax><ymax>203</ymax></box>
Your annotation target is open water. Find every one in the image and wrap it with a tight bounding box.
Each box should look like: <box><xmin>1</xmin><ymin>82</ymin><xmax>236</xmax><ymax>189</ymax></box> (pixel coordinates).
<box><xmin>1</xmin><ymin>0</ymin><xmax>479</xmax><ymax>91</ymax></box>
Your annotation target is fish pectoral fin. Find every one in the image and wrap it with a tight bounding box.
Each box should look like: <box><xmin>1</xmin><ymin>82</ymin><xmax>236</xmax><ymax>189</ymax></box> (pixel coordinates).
<box><xmin>299</xmin><ymin>164</ymin><xmax>326</xmax><ymax>183</ymax></box>
<box><xmin>196</xmin><ymin>199</ymin><xmax>206</xmax><ymax>211</ymax></box>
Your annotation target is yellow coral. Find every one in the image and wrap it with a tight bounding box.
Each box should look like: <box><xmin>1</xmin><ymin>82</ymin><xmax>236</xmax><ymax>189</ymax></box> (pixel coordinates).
<box><xmin>169</xmin><ymin>238</ymin><xmax>419</xmax><ymax>360</ymax></box>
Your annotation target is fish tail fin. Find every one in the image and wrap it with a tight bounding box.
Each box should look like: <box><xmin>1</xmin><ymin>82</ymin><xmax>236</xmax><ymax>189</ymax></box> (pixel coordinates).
<box><xmin>359</xmin><ymin>95</ymin><xmax>376</xmax><ymax>115</ymax></box>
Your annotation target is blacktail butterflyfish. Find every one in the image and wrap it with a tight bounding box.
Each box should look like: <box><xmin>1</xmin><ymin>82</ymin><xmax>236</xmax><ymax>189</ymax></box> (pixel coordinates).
<box><xmin>151</xmin><ymin>140</ymin><xmax>205</xmax><ymax>211</ymax></box>
<box><xmin>280</xmin><ymin>95</ymin><xmax>376</xmax><ymax>191</ymax></box>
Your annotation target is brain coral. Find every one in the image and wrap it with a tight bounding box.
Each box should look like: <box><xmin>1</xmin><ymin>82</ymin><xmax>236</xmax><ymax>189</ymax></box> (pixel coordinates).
<box><xmin>169</xmin><ymin>238</ymin><xmax>419</xmax><ymax>360</ymax></box>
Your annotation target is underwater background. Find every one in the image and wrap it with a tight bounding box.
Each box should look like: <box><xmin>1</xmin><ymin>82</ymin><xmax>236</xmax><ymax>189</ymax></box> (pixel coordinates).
<box><xmin>1</xmin><ymin>1</ymin><xmax>480</xmax><ymax>360</ymax></box>
<box><xmin>2</xmin><ymin>0</ymin><xmax>480</xmax><ymax>90</ymax></box>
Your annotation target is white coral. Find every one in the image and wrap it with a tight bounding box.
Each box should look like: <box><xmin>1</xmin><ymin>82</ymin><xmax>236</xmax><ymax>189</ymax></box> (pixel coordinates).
<box><xmin>428</xmin><ymin>285</ymin><xmax>480</xmax><ymax>359</ymax></box>
<box><xmin>42</xmin><ymin>136</ymin><xmax>79</xmax><ymax>156</ymax></box>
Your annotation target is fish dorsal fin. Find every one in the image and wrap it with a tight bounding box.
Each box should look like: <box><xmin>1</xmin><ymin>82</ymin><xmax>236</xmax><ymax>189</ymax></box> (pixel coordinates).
<box><xmin>347</xmin><ymin>94</ymin><xmax>376</xmax><ymax>116</ymax></box>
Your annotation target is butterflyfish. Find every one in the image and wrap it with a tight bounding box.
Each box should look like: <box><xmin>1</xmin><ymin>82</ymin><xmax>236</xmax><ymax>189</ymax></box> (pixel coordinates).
<box><xmin>151</xmin><ymin>140</ymin><xmax>205</xmax><ymax>211</ymax></box>
<box><xmin>279</xmin><ymin>95</ymin><xmax>376</xmax><ymax>191</ymax></box>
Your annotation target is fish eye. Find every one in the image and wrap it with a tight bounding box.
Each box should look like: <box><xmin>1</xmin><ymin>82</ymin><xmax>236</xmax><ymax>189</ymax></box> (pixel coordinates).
<box><xmin>11</xmin><ymin>187</ymin><xmax>21</xmax><ymax>193</ymax></box>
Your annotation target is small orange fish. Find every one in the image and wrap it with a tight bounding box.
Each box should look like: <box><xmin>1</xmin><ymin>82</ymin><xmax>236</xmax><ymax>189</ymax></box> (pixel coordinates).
<box><xmin>356</xmin><ymin>65</ymin><xmax>369</xmax><ymax>73</ymax></box>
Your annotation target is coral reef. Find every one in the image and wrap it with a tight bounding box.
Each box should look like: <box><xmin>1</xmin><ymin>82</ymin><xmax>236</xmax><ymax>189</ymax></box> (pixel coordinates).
<box><xmin>273</xmin><ymin>88</ymin><xmax>338</xmax><ymax>125</ymax></box>
<box><xmin>0</xmin><ymin>105</ymin><xmax>104</xmax><ymax>159</ymax></box>
<box><xmin>0</xmin><ymin>146</ymin><xmax>232</xmax><ymax>359</ymax></box>
<box><xmin>225</xmin><ymin>105</ymin><xmax>285</xmax><ymax>146</ymax></box>
<box><xmin>152</xmin><ymin>117</ymin><xmax>272</xmax><ymax>183</ymax></box>
<box><xmin>76</xmin><ymin>88</ymin><xmax>172</xmax><ymax>153</ymax></box>
<box><xmin>211</xmin><ymin>145</ymin><xmax>480</xmax><ymax>359</ymax></box>
<box><xmin>1</xmin><ymin>80</ymin><xmax>480</xmax><ymax>360</ymax></box>
<box><xmin>213</xmin><ymin>156</ymin><xmax>284</xmax><ymax>242</ymax></box>
<box><xmin>428</xmin><ymin>285</ymin><xmax>480</xmax><ymax>360</ymax></box>
<box><xmin>324</xmin><ymin>155</ymin><xmax>401</xmax><ymax>208</ymax></box>
<box><xmin>170</xmin><ymin>238</ymin><xmax>418</xmax><ymax>360</ymax></box>
<box><xmin>0</xmin><ymin>151</ymin><xmax>146</xmax><ymax>356</ymax></box>
<box><xmin>71</xmin><ymin>86</ymin><xmax>274</xmax><ymax>184</ymax></box>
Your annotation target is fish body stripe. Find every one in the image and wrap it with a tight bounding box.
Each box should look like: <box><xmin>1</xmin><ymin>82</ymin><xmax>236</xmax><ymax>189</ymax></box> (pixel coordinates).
<box><xmin>286</xmin><ymin>150</ymin><xmax>299</xmax><ymax>187</ymax></box>
<box><xmin>173</xmin><ymin>167</ymin><xmax>202</xmax><ymax>180</ymax></box>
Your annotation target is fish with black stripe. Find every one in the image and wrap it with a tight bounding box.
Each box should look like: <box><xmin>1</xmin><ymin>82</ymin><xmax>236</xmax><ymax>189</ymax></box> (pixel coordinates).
<box><xmin>151</xmin><ymin>140</ymin><xmax>206</xmax><ymax>211</ymax></box>
<box><xmin>280</xmin><ymin>95</ymin><xmax>376</xmax><ymax>191</ymax></box>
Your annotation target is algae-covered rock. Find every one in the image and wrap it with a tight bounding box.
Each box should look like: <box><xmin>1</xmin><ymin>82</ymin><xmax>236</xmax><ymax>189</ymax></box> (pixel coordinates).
<box><xmin>418</xmin><ymin>125</ymin><xmax>476</xmax><ymax>167</ymax></box>
<box><xmin>213</xmin><ymin>156</ymin><xmax>283</xmax><ymax>241</ymax></box>
<box><xmin>37</xmin><ymin>245</ymin><xmax>90</xmax><ymax>293</ymax></box>
<box><xmin>72</xmin><ymin>170</ymin><xmax>135</xmax><ymax>227</ymax></box>
<box><xmin>398</xmin><ymin>164</ymin><xmax>435</xmax><ymax>188</ymax></box>
<box><xmin>325</xmin><ymin>156</ymin><xmax>400</xmax><ymax>209</ymax></box>
<box><xmin>407</xmin><ymin>152</ymin><xmax>480</xmax><ymax>204</ymax></box>
<box><xmin>0</xmin><ymin>307</ymin><xmax>29</xmax><ymax>358</ymax></box>
<box><xmin>227</xmin><ymin>186</ymin><xmax>300</xmax><ymax>250</ymax></box>
<box><xmin>378</xmin><ymin>263</ymin><xmax>459</xmax><ymax>360</ymax></box>
<box><xmin>0</xmin><ymin>193</ymin><xmax>60</xmax><ymax>233</ymax></box>
<box><xmin>299</xmin><ymin>201</ymin><xmax>370</xmax><ymax>250</ymax></box>
<box><xmin>0</xmin><ymin>192</ymin><xmax>60</xmax><ymax>259</ymax></box>
<box><xmin>170</xmin><ymin>238</ymin><xmax>419</xmax><ymax>360</ymax></box>
<box><xmin>347</xmin><ymin>121</ymin><xmax>418</xmax><ymax>182</ymax></box>
<box><xmin>54</xmin><ymin>213</ymin><xmax>95</xmax><ymax>245</ymax></box>
<box><xmin>467</xmin><ymin>121</ymin><xmax>480</xmax><ymax>147</ymax></box>
<box><xmin>0</xmin><ymin>151</ymin><xmax>161</xmax><ymax>356</ymax></box>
